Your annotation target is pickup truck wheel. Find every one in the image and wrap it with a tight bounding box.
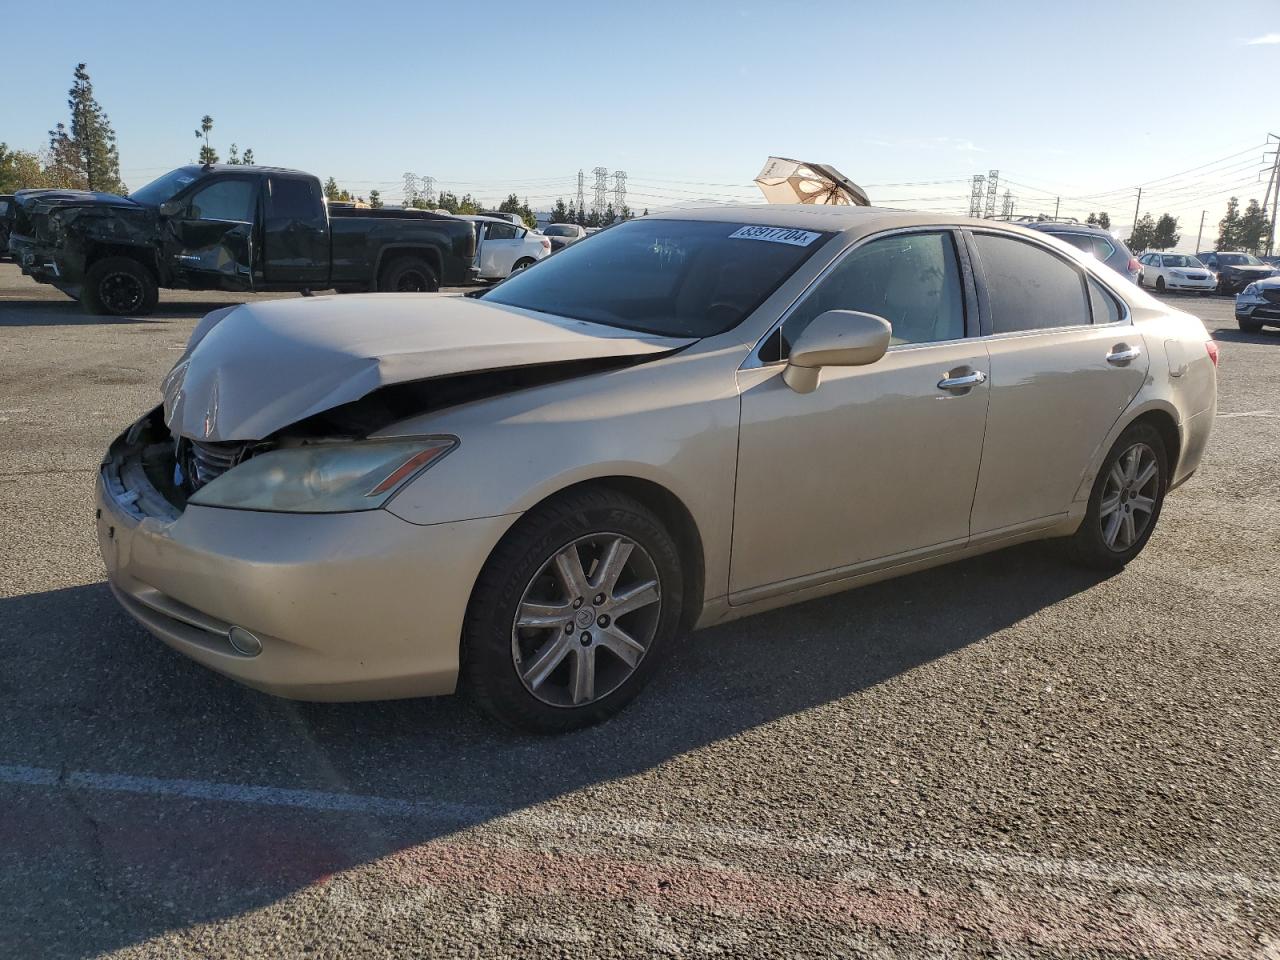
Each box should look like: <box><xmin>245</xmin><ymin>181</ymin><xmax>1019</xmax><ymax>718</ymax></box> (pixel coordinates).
<box><xmin>379</xmin><ymin>257</ymin><xmax>439</xmax><ymax>293</ymax></box>
<box><xmin>83</xmin><ymin>257</ymin><xmax>158</xmax><ymax>317</ymax></box>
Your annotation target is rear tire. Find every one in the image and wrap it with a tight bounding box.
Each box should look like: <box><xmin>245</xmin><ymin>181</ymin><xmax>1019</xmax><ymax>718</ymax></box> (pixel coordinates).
<box><xmin>510</xmin><ymin>257</ymin><xmax>536</xmax><ymax>275</ymax></box>
<box><xmin>377</xmin><ymin>256</ymin><xmax>439</xmax><ymax>293</ymax></box>
<box><xmin>1064</xmin><ymin>422</ymin><xmax>1167</xmax><ymax>570</ymax></box>
<box><xmin>82</xmin><ymin>257</ymin><xmax>158</xmax><ymax>316</ymax></box>
<box><xmin>462</xmin><ymin>487</ymin><xmax>685</xmax><ymax>733</ymax></box>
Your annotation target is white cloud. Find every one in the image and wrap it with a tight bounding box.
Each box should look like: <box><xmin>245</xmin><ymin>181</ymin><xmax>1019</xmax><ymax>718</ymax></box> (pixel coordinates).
<box><xmin>1243</xmin><ymin>32</ymin><xmax>1280</xmax><ymax>45</ymax></box>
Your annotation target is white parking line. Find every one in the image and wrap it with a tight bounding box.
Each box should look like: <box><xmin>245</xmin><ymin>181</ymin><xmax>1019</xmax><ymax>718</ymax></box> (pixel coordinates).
<box><xmin>5</xmin><ymin>762</ymin><xmax>1279</xmax><ymax>900</ymax></box>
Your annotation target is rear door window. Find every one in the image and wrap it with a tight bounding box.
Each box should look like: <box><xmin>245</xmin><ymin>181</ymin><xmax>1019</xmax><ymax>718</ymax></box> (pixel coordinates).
<box><xmin>485</xmin><ymin>222</ymin><xmax>518</xmax><ymax>241</ymax></box>
<box><xmin>266</xmin><ymin>178</ymin><xmax>319</xmax><ymax>221</ymax></box>
<box><xmin>973</xmin><ymin>233</ymin><xmax>1091</xmax><ymax>333</ymax></box>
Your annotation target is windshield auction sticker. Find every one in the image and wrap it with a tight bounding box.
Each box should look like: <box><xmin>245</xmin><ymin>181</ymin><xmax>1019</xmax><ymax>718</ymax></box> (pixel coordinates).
<box><xmin>729</xmin><ymin>225</ymin><xmax>821</xmax><ymax>246</ymax></box>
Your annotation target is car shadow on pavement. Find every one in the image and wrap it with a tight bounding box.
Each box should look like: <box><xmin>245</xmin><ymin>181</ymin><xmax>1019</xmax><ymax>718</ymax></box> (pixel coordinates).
<box><xmin>0</xmin><ymin>300</ymin><xmax>244</xmax><ymax>326</ymax></box>
<box><xmin>0</xmin><ymin>543</ymin><xmax>1110</xmax><ymax>957</ymax></box>
<box><xmin>1211</xmin><ymin>326</ymin><xmax>1279</xmax><ymax>344</ymax></box>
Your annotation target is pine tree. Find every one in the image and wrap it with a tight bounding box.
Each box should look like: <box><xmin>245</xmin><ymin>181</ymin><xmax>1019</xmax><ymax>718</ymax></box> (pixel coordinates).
<box><xmin>1097</xmin><ymin>212</ymin><xmax>1111</xmax><ymax>230</ymax></box>
<box><xmin>47</xmin><ymin>64</ymin><xmax>125</xmax><ymax>193</ymax></box>
<box><xmin>1151</xmin><ymin>214</ymin><xmax>1180</xmax><ymax>251</ymax></box>
<box><xmin>369</xmin><ymin>189</ymin><xmax>383</xmax><ymax>209</ymax></box>
<box><xmin>227</xmin><ymin>143</ymin><xmax>240</xmax><ymax>165</ymax></box>
<box><xmin>241</xmin><ymin>148</ymin><xmax>254</xmax><ymax>165</ymax></box>
<box><xmin>1216</xmin><ymin>198</ymin><xmax>1242</xmax><ymax>251</ymax></box>
<box><xmin>551</xmin><ymin>198</ymin><xmax>569</xmax><ymax>223</ymax></box>
<box><xmin>323</xmin><ymin>177</ymin><xmax>340</xmax><ymax>201</ymax></box>
<box><xmin>1238</xmin><ymin>199</ymin><xmax>1273</xmax><ymax>254</ymax></box>
<box><xmin>602</xmin><ymin>203</ymin><xmax>617</xmax><ymax>226</ymax></box>
<box><xmin>1127</xmin><ymin>212</ymin><xmax>1156</xmax><ymax>252</ymax></box>
<box><xmin>194</xmin><ymin>114</ymin><xmax>217</xmax><ymax>165</ymax></box>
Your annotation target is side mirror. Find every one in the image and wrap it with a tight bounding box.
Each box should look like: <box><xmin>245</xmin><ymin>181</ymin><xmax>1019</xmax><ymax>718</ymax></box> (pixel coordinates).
<box><xmin>782</xmin><ymin>310</ymin><xmax>892</xmax><ymax>394</ymax></box>
<box><xmin>158</xmin><ymin>200</ymin><xmax>182</xmax><ymax>218</ymax></box>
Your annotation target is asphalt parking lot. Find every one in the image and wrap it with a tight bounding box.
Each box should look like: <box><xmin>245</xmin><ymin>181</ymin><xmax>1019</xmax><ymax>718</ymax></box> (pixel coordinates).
<box><xmin>1</xmin><ymin>262</ymin><xmax>1277</xmax><ymax>959</ymax></box>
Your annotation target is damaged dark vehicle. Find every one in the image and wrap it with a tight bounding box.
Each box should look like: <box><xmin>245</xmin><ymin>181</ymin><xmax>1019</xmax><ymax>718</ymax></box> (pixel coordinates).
<box><xmin>8</xmin><ymin>165</ymin><xmax>478</xmax><ymax>315</ymax></box>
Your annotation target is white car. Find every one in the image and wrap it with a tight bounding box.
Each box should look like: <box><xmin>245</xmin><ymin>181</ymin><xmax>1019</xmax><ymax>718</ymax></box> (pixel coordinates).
<box><xmin>1137</xmin><ymin>253</ymin><xmax>1215</xmax><ymax>294</ymax></box>
<box><xmin>457</xmin><ymin>215</ymin><xmax>551</xmax><ymax>281</ymax></box>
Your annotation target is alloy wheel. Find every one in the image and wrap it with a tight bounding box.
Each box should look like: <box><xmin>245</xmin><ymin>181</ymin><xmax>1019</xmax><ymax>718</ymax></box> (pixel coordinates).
<box><xmin>511</xmin><ymin>533</ymin><xmax>661</xmax><ymax>708</ymax></box>
<box><xmin>1099</xmin><ymin>442</ymin><xmax>1159</xmax><ymax>552</ymax></box>
<box><xmin>395</xmin><ymin>270</ymin><xmax>431</xmax><ymax>292</ymax></box>
<box><xmin>101</xmin><ymin>272</ymin><xmax>145</xmax><ymax>313</ymax></box>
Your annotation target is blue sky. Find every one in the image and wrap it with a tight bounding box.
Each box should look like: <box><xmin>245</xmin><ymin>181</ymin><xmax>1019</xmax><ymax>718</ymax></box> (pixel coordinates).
<box><xmin>4</xmin><ymin>0</ymin><xmax>1278</xmax><ymax>244</ymax></box>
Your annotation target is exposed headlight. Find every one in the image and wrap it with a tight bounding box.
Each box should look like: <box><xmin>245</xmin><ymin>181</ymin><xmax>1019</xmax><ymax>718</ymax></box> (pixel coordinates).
<box><xmin>188</xmin><ymin>437</ymin><xmax>457</xmax><ymax>513</ymax></box>
<box><xmin>1239</xmin><ymin>283</ymin><xmax>1260</xmax><ymax>298</ymax></box>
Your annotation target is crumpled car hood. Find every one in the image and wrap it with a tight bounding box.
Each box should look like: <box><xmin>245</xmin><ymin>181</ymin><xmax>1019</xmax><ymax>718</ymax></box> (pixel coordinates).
<box><xmin>163</xmin><ymin>293</ymin><xmax>695</xmax><ymax>442</ymax></box>
<box><xmin>16</xmin><ymin>189</ymin><xmax>140</xmax><ymax>213</ymax></box>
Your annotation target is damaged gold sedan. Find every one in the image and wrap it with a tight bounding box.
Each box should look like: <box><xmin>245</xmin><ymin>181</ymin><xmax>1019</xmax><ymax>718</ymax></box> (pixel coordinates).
<box><xmin>98</xmin><ymin>208</ymin><xmax>1217</xmax><ymax>731</ymax></box>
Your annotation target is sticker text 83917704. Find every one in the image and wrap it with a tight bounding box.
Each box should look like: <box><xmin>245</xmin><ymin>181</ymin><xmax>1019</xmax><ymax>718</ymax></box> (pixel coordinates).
<box><xmin>728</xmin><ymin>225</ymin><xmax>822</xmax><ymax>247</ymax></box>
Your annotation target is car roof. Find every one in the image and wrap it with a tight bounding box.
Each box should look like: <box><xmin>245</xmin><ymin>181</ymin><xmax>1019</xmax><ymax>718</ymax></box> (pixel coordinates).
<box><xmin>1018</xmin><ymin>221</ymin><xmax>1113</xmax><ymax>235</ymax></box>
<box><xmin>455</xmin><ymin>214</ymin><xmax>517</xmax><ymax>224</ymax></box>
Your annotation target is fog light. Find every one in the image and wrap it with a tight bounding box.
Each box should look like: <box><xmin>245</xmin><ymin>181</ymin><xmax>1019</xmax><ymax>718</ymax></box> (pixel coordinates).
<box><xmin>227</xmin><ymin>626</ymin><xmax>263</xmax><ymax>657</ymax></box>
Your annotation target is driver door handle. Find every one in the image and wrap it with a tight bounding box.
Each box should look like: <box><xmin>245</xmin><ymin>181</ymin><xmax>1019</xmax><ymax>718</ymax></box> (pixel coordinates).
<box><xmin>937</xmin><ymin>370</ymin><xmax>987</xmax><ymax>392</ymax></box>
<box><xmin>1106</xmin><ymin>344</ymin><xmax>1141</xmax><ymax>365</ymax></box>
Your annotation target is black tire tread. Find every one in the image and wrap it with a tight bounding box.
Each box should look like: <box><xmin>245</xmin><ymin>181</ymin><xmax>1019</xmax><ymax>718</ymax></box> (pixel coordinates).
<box><xmin>462</xmin><ymin>486</ymin><xmax>684</xmax><ymax>733</ymax></box>
<box><xmin>1064</xmin><ymin>422</ymin><xmax>1168</xmax><ymax>570</ymax></box>
<box><xmin>378</xmin><ymin>255</ymin><xmax>439</xmax><ymax>293</ymax></box>
<box><xmin>82</xmin><ymin>256</ymin><xmax>159</xmax><ymax>316</ymax></box>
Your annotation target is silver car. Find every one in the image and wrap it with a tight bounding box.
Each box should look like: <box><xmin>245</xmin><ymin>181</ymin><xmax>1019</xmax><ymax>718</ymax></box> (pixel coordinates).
<box><xmin>97</xmin><ymin>208</ymin><xmax>1218</xmax><ymax>731</ymax></box>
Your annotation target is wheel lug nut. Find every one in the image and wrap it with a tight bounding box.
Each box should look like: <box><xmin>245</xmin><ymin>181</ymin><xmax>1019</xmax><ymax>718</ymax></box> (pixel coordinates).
<box><xmin>572</xmin><ymin>597</ymin><xmax>583</xmax><ymax>609</ymax></box>
<box><xmin>597</xmin><ymin>614</ymin><xmax>610</xmax><ymax>627</ymax></box>
<box><xmin>593</xmin><ymin>593</ymin><xmax>606</xmax><ymax>606</ymax></box>
<box><xmin>565</xmin><ymin>623</ymin><xmax>574</xmax><ymax>633</ymax></box>
<box><xmin>580</xmin><ymin>633</ymin><xmax>592</xmax><ymax>646</ymax></box>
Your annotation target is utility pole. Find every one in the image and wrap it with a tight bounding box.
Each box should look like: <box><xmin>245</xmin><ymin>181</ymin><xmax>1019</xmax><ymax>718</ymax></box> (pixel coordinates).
<box><xmin>1195</xmin><ymin>210</ymin><xmax>1206</xmax><ymax>253</ymax></box>
<box><xmin>1053</xmin><ymin>196</ymin><xmax>1060</xmax><ymax>220</ymax></box>
<box><xmin>1263</xmin><ymin>133</ymin><xmax>1279</xmax><ymax>255</ymax></box>
<box><xmin>1132</xmin><ymin>187</ymin><xmax>1142</xmax><ymax>237</ymax></box>
<box><xmin>576</xmin><ymin>169</ymin><xmax>586</xmax><ymax>215</ymax></box>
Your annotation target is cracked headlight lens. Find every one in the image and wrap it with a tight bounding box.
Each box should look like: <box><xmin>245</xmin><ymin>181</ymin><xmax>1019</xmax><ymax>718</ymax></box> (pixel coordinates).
<box><xmin>188</xmin><ymin>438</ymin><xmax>457</xmax><ymax>513</ymax></box>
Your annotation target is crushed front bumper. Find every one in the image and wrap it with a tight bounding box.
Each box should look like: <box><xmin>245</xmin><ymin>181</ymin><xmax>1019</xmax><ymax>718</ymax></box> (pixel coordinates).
<box><xmin>96</xmin><ymin>422</ymin><xmax>517</xmax><ymax>701</ymax></box>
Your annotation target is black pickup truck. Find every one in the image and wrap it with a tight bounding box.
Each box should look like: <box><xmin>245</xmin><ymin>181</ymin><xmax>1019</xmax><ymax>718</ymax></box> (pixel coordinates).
<box><xmin>8</xmin><ymin>165</ymin><xmax>477</xmax><ymax>315</ymax></box>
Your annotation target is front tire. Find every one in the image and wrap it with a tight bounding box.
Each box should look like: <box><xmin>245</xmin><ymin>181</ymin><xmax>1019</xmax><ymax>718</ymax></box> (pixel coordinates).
<box><xmin>82</xmin><ymin>257</ymin><xmax>158</xmax><ymax>316</ymax></box>
<box><xmin>1065</xmin><ymin>422</ymin><xmax>1167</xmax><ymax>570</ymax></box>
<box><xmin>463</xmin><ymin>487</ymin><xmax>684</xmax><ymax>733</ymax></box>
<box><xmin>1238</xmin><ymin>316</ymin><xmax>1264</xmax><ymax>332</ymax></box>
<box><xmin>377</xmin><ymin>256</ymin><xmax>439</xmax><ymax>292</ymax></box>
<box><xmin>1155</xmin><ymin>276</ymin><xmax>1166</xmax><ymax>293</ymax></box>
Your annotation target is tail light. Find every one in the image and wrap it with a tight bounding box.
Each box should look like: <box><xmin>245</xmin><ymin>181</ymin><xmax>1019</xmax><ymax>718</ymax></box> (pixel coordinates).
<box><xmin>541</xmin><ymin>238</ymin><xmax>551</xmax><ymax>251</ymax></box>
<box><xmin>1205</xmin><ymin>341</ymin><xmax>1219</xmax><ymax>366</ymax></box>
<box><xmin>1128</xmin><ymin>257</ymin><xmax>1141</xmax><ymax>274</ymax></box>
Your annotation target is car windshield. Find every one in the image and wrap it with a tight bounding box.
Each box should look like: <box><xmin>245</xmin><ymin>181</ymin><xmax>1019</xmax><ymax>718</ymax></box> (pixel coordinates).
<box><xmin>1162</xmin><ymin>255</ymin><xmax>1202</xmax><ymax>268</ymax></box>
<box><xmin>128</xmin><ymin>166</ymin><xmax>204</xmax><ymax>206</ymax></box>
<box><xmin>1217</xmin><ymin>253</ymin><xmax>1262</xmax><ymax>266</ymax></box>
<box><xmin>480</xmin><ymin>218</ymin><xmax>831</xmax><ymax>337</ymax></box>
<box><xmin>543</xmin><ymin>224</ymin><xmax>578</xmax><ymax>236</ymax></box>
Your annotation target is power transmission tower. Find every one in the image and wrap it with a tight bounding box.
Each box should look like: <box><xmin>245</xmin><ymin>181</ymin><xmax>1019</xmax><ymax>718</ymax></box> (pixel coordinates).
<box><xmin>402</xmin><ymin>172</ymin><xmax>419</xmax><ymax>207</ymax></box>
<box><xmin>1001</xmin><ymin>190</ymin><xmax>1015</xmax><ymax>218</ymax></box>
<box><xmin>576</xmin><ymin>169</ymin><xmax>586</xmax><ymax>215</ymax></box>
<box><xmin>983</xmin><ymin>169</ymin><xmax>1000</xmax><ymax>219</ymax></box>
<box><xmin>969</xmin><ymin>175</ymin><xmax>986</xmax><ymax>218</ymax></box>
<box><xmin>592</xmin><ymin>166</ymin><xmax>609</xmax><ymax>217</ymax></box>
<box><xmin>613</xmin><ymin>170</ymin><xmax>627</xmax><ymax>214</ymax></box>
<box><xmin>421</xmin><ymin>176</ymin><xmax>436</xmax><ymax>206</ymax></box>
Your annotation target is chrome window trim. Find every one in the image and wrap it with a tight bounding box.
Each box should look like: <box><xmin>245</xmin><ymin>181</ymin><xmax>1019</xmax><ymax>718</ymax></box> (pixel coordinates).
<box><xmin>742</xmin><ymin>224</ymin><xmax>968</xmax><ymax>369</ymax></box>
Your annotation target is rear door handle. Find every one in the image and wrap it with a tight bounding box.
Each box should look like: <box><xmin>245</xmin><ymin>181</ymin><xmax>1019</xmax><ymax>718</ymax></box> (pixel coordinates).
<box><xmin>1106</xmin><ymin>344</ymin><xmax>1141</xmax><ymax>365</ymax></box>
<box><xmin>936</xmin><ymin>370</ymin><xmax>987</xmax><ymax>391</ymax></box>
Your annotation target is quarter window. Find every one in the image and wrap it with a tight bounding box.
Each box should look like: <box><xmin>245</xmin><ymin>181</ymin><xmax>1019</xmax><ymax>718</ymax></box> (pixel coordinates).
<box><xmin>973</xmin><ymin>233</ymin><xmax>1090</xmax><ymax>333</ymax></box>
<box><xmin>779</xmin><ymin>231</ymin><xmax>966</xmax><ymax>352</ymax></box>
<box><xmin>186</xmin><ymin>179</ymin><xmax>256</xmax><ymax>222</ymax></box>
<box><xmin>1087</xmin><ymin>278</ymin><xmax>1122</xmax><ymax>324</ymax></box>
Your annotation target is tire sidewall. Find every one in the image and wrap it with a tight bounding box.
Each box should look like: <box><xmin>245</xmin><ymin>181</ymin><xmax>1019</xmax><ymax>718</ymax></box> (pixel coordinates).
<box><xmin>380</xmin><ymin>257</ymin><xmax>439</xmax><ymax>293</ymax></box>
<box><xmin>84</xmin><ymin>258</ymin><xmax>158</xmax><ymax>316</ymax></box>
<box><xmin>463</xmin><ymin>492</ymin><xmax>684</xmax><ymax>732</ymax></box>
<box><xmin>1076</xmin><ymin>422</ymin><xmax>1168</xmax><ymax>566</ymax></box>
